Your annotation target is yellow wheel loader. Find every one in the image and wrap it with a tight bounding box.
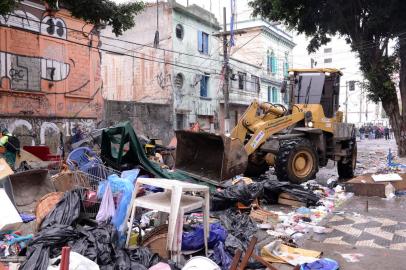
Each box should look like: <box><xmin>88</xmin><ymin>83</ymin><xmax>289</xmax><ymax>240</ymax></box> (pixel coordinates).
<box><xmin>175</xmin><ymin>68</ymin><xmax>357</xmax><ymax>185</ymax></box>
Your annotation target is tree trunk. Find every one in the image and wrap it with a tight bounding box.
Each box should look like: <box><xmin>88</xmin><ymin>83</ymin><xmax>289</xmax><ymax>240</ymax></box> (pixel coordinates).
<box><xmin>383</xmin><ymin>100</ymin><xmax>406</xmax><ymax>156</ymax></box>
<box><xmin>396</xmin><ymin>37</ymin><xmax>406</xmax><ymax>156</ymax></box>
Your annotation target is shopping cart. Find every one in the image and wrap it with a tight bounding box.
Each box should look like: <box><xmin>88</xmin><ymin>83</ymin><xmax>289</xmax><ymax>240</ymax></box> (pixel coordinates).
<box><xmin>72</xmin><ymin>163</ymin><xmax>120</xmax><ymax>219</ymax></box>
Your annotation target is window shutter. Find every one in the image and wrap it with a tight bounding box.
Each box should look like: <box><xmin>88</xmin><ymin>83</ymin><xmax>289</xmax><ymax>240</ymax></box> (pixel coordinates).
<box><xmin>267</xmin><ymin>86</ymin><xmax>271</xmax><ymax>102</ymax></box>
<box><xmin>203</xmin><ymin>33</ymin><xmax>208</xmax><ymax>54</ymax></box>
<box><xmin>198</xmin><ymin>31</ymin><xmax>203</xmax><ymax>52</ymax></box>
<box><xmin>272</xmin><ymin>87</ymin><xmax>278</xmax><ymax>103</ymax></box>
<box><xmin>271</xmin><ymin>55</ymin><xmax>277</xmax><ymax>73</ymax></box>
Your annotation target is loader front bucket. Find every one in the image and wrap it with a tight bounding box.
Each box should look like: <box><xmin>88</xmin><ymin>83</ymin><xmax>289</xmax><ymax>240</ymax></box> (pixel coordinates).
<box><xmin>175</xmin><ymin>131</ymin><xmax>248</xmax><ymax>185</ymax></box>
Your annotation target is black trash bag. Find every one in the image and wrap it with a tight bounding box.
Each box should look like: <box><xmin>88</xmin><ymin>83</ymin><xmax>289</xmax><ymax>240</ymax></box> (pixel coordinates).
<box><xmin>263</xmin><ymin>181</ymin><xmax>290</xmax><ymax>204</ymax></box>
<box><xmin>224</xmin><ymin>234</ymin><xmax>245</xmax><ymax>254</ymax></box>
<box><xmin>71</xmin><ymin>223</ymin><xmax>115</xmax><ymax>265</ymax></box>
<box><xmin>280</xmin><ymin>184</ymin><xmax>320</xmax><ymax>206</ymax></box>
<box><xmin>127</xmin><ymin>247</ymin><xmax>161</xmax><ymax>268</ymax></box>
<box><xmin>19</xmin><ymin>225</ymin><xmax>80</xmax><ymax>270</ymax></box>
<box><xmin>219</xmin><ymin>209</ymin><xmax>263</xmax><ymax>269</ymax></box>
<box><xmin>210</xmin><ymin>242</ymin><xmax>233</xmax><ymax>270</ymax></box>
<box><xmin>263</xmin><ymin>180</ymin><xmax>320</xmax><ymax>206</ymax></box>
<box><xmin>41</xmin><ymin>189</ymin><xmax>81</xmax><ymax>229</ymax></box>
<box><xmin>211</xmin><ymin>182</ymin><xmax>264</xmax><ymax>211</ymax></box>
<box><xmin>219</xmin><ymin>209</ymin><xmax>257</xmax><ymax>248</ymax></box>
<box><xmin>115</xmin><ymin>249</ymin><xmax>135</xmax><ymax>270</ymax></box>
<box><xmin>18</xmin><ymin>244</ymin><xmax>49</xmax><ymax>270</ymax></box>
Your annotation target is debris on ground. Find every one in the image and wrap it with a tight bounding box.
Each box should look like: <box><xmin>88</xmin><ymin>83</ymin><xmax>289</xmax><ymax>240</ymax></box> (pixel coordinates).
<box><xmin>0</xmin><ymin>122</ymin><xmax>375</xmax><ymax>270</ymax></box>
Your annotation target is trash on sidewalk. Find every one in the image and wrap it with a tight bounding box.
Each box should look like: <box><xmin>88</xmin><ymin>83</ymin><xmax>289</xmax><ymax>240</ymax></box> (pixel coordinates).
<box><xmin>0</xmin><ymin>121</ymin><xmax>358</xmax><ymax>270</ymax></box>
<box><xmin>346</xmin><ymin>173</ymin><xmax>406</xmax><ymax>197</ymax></box>
<box><xmin>48</xmin><ymin>251</ymin><xmax>100</xmax><ymax>270</ymax></box>
<box><xmin>372</xmin><ymin>173</ymin><xmax>402</xmax><ymax>182</ymax></box>
<box><xmin>181</xmin><ymin>223</ymin><xmax>227</xmax><ymax>251</ymax></box>
<box><xmin>182</xmin><ymin>256</ymin><xmax>221</xmax><ymax>270</ymax></box>
<box><xmin>0</xmin><ymin>158</ymin><xmax>14</xmax><ymax>179</ymax></box>
<box><xmin>300</xmin><ymin>258</ymin><xmax>339</xmax><ymax>270</ymax></box>
<box><xmin>0</xmin><ymin>231</ymin><xmax>33</xmax><ymax>257</ymax></box>
<box><xmin>261</xmin><ymin>239</ymin><xmax>321</xmax><ymax>265</ymax></box>
<box><xmin>340</xmin><ymin>253</ymin><xmax>364</xmax><ymax>263</ymax></box>
<box><xmin>0</xmin><ymin>188</ymin><xmax>22</xmax><ymax>232</ymax></box>
<box><xmin>35</xmin><ymin>192</ymin><xmax>64</xmax><ymax>230</ymax></box>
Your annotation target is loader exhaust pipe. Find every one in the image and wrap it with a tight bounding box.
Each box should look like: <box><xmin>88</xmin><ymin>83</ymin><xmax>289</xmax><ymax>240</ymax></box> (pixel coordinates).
<box><xmin>175</xmin><ymin>131</ymin><xmax>248</xmax><ymax>184</ymax></box>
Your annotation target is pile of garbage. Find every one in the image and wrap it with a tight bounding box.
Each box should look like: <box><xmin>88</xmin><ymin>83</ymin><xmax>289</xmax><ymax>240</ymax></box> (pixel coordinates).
<box><xmin>0</xmin><ymin>123</ymin><xmax>353</xmax><ymax>270</ymax></box>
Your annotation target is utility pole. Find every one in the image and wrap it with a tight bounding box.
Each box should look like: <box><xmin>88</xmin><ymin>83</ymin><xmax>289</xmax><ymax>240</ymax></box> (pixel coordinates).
<box><xmin>345</xmin><ymin>81</ymin><xmax>348</xmax><ymax>123</ymax></box>
<box><xmin>213</xmin><ymin>8</ymin><xmax>245</xmax><ymax>134</ymax></box>
<box><xmin>359</xmin><ymin>82</ymin><xmax>363</xmax><ymax>124</ymax></box>
<box><xmin>222</xmin><ymin>7</ymin><xmax>230</xmax><ymax>134</ymax></box>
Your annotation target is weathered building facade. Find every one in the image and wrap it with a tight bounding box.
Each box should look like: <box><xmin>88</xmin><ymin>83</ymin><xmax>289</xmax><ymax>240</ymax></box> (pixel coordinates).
<box><xmin>101</xmin><ymin>1</ymin><xmax>221</xmax><ymax>143</ymax></box>
<box><xmin>101</xmin><ymin>1</ymin><xmax>294</xmax><ymax>139</ymax></box>
<box><xmin>0</xmin><ymin>0</ymin><xmax>103</xmax><ymax>152</ymax></box>
<box><xmin>220</xmin><ymin>19</ymin><xmax>295</xmax><ymax>130</ymax></box>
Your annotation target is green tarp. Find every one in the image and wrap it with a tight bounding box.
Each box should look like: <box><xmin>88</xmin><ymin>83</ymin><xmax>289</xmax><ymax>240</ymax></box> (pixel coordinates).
<box><xmin>100</xmin><ymin>121</ymin><xmax>214</xmax><ymax>189</ymax></box>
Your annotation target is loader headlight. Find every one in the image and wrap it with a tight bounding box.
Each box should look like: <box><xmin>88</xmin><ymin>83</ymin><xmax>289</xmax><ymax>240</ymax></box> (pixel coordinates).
<box><xmin>307</xmin><ymin>121</ymin><xmax>314</xmax><ymax>128</ymax></box>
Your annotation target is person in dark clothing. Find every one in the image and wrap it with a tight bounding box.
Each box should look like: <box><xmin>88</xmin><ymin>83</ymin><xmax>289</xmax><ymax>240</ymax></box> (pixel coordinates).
<box><xmin>359</xmin><ymin>126</ymin><xmax>365</xmax><ymax>140</ymax></box>
<box><xmin>384</xmin><ymin>127</ymin><xmax>390</xmax><ymax>140</ymax></box>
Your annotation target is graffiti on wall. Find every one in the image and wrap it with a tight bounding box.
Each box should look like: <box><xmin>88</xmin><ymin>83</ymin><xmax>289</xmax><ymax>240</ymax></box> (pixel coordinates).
<box><xmin>2</xmin><ymin>118</ymin><xmax>96</xmax><ymax>153</ymax></box>
<box><xmin>0</xmin><ymin>4</ymin><xmax>103</xmax><ymax>120</ymax></box>
<box><xmin>0</xmin><ymin>52</ymin><xmax>70</xmax><ymax>91</ymax></box>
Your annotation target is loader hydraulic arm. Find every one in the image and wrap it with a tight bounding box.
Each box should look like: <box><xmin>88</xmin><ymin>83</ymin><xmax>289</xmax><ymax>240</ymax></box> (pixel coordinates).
<box><xmin>230</xmin><ymin>100</ymin><xmax>305</xmax><ymax>156</ymax></box>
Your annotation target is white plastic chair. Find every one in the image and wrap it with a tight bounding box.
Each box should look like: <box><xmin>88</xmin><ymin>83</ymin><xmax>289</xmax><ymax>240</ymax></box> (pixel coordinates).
<box><xmin>125</xmin><ymin>178</ymin><xmax>210</xmax><ymax>263</ymax></box>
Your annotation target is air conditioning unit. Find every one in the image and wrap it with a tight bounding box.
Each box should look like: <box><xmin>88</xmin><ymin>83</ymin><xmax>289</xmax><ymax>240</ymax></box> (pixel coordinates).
<box><xmin>230</xmin><ymin>74</ymin><xmax>237</xmax><ymax>81</ymax></box>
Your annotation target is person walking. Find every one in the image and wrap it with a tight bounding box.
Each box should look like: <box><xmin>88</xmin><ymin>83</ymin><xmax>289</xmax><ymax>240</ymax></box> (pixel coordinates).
<box><xmin>359</xmin><ymin>126</ymin><xmax>365</xmax><ymax>140</ymax></box>
<box><xmin>369</xmin><ymin>126</ymin><xmax>375</xmax><ymax>139</ymax></box>
<box><xmin>0</xmin><ymin>128</ymin><xmax>19</xmax><ymax>169</ymax></box>
<box><xmin>384</xmin><ymin>126</ymin><xmax>390</xmax><ymax>140</ymax></box>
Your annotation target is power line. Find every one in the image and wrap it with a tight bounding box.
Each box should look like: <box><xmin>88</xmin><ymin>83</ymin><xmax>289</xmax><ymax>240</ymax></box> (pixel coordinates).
<box><xmin>5</xmin><ymin>12</ymin><xmax>228</xmax><ymax>65</ymax></box>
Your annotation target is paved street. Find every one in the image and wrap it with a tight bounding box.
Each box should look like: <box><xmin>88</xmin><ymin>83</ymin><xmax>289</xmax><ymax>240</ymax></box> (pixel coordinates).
<box><xmin>301</xmin><ymin>138</ymin><xmax>406</xmax><ymax>269</ymax></box>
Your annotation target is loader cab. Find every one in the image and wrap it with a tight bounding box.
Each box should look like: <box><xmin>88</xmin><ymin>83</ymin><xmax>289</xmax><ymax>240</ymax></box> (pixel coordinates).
<box><xmin>286</xmin><ymin>69</ymin><xmax>342</xmax><ymax>118</ymax></box>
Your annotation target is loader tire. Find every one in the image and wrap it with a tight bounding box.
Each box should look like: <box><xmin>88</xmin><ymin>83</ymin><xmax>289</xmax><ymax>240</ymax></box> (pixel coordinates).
<box><xmin>245</xmin><ymin>157</ymin><xmax>269</xmax><ymax>177</ymax></box>
<box><xmin>275</xmin><ymin>138</ymin><xmax>318</xmax><ymax>184</ymax></box>
<box><xmin>338</xmin><ymin>141</ymin><xmax>357</xmax><ymax>180</ymax></box>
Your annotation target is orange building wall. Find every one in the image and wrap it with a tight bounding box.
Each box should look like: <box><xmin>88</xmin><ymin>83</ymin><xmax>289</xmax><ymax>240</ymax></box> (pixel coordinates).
<box><xmin>0</xmin><ymin>4</ymin><xmax>102</xmax><ymax>119</ymax></box>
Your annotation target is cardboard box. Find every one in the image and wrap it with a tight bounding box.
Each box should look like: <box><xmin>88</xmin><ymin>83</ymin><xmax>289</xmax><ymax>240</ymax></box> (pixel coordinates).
<box><xmin>345</xmin><ymin>173</ymin><xmax>406</xmax><ymax>197</ymax></box>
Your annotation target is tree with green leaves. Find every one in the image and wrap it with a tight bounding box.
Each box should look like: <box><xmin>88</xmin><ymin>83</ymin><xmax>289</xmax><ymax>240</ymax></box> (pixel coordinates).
<box><xmin>249</xmin><ymin>0</ymin><xmax>406</xmax><ymax>155</ymax></box>
<box><xmin>0</xmin><ymin>0</ymin><xmax>144</xmax><ymax>36</ymax></box>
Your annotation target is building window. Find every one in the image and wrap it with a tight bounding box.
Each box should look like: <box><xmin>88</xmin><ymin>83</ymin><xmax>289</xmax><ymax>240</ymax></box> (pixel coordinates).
<box><xmin>176</xmin><ymin>114</ymin><xmax>185</xmax><ymax>130</ymax></box>
<box><xmin>175</xmin><ymin>73</ymin><xmax>184</xmax><ymax>89</ymax></box>
<box><xmin>176</xmin><ymin>24</ymin><xmax>184</xmax><ymax>39</ymax></box>
<box><xmin>283</xmin><ymin>52</ymin><xmax>289</xmax><ymax>78</ymax></box>
<box><xmin>200</xmin><ymin>74</ymin><xmax>209</xmax><ymax>97</ymax></box>
<box><xmin>272</xmin><ymin>87</ymin><xmax>279</xmax><ymax>103</ymax></box>
<box><xmin>324</xmin><ymin>58</ymin><xmax>332</xmax><ymax>63</ymax></box>
<box><xmin>267</xmin><ymin>86</ymin><xmax>271</xmax><ymax>102</ymax></box>
<box><xmin>324</xmin><ymin>47</ymin><xmax>332</xmax><ymax>53</ymax></box>
<box><xmin>267</xmin><ymin>50</ymin><xmax>277</xmax><ymax>73</ymax></box>
<box><xmin>283</xmin><ymin>62</ymin><xmax>289</xmax><ymax>78</ymax></box>
<box><xmin>238</xmin><ymin>72</ymin><xmax>246</xmax><ymax>90</ymax></box>
<box><xmin>251</xmin><ymin>75</ymin><xmax>260</xmax><ymax>92</ymax></box>
<box><xmin>198</xmin><ymin>31</ymin><xmax>209</xmax><ymax>54</ymax></box>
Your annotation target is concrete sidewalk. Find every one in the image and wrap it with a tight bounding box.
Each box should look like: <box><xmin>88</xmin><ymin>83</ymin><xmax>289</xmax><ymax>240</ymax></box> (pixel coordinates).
<box><xmin>301</xmin><ymin>196</ymin><xmax>406</xmax><ymax>269</ymax></box>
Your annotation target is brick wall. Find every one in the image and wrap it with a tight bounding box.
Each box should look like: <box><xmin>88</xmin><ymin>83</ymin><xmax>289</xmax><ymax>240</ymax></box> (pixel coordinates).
<box><xmin>0</xmin><ymin>3</ymin><xmax>103</xmax><ymax>130</ymax></box>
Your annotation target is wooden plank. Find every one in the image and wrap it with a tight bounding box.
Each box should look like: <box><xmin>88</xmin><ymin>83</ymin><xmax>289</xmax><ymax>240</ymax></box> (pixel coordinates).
<box><xmin>230</xmin><ymin>249</ymin><xmax>242</xmax><ymax>270</ymax></box>
<box><xmin>239</xmin><ymin>236</ymin><xmax>257</xmax><ymax>270</ymax></box>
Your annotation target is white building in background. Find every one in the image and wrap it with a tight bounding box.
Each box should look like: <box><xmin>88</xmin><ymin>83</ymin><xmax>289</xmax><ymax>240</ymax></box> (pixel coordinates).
<box><xmin>293</xmin><ymin>35</ymin><xmax>388</xmax><ymax>126</ymax></box>
<box><xmin>172</xmin><ymin>0</ymin><xmax>295</xmax><ymax>130</ymax></box>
